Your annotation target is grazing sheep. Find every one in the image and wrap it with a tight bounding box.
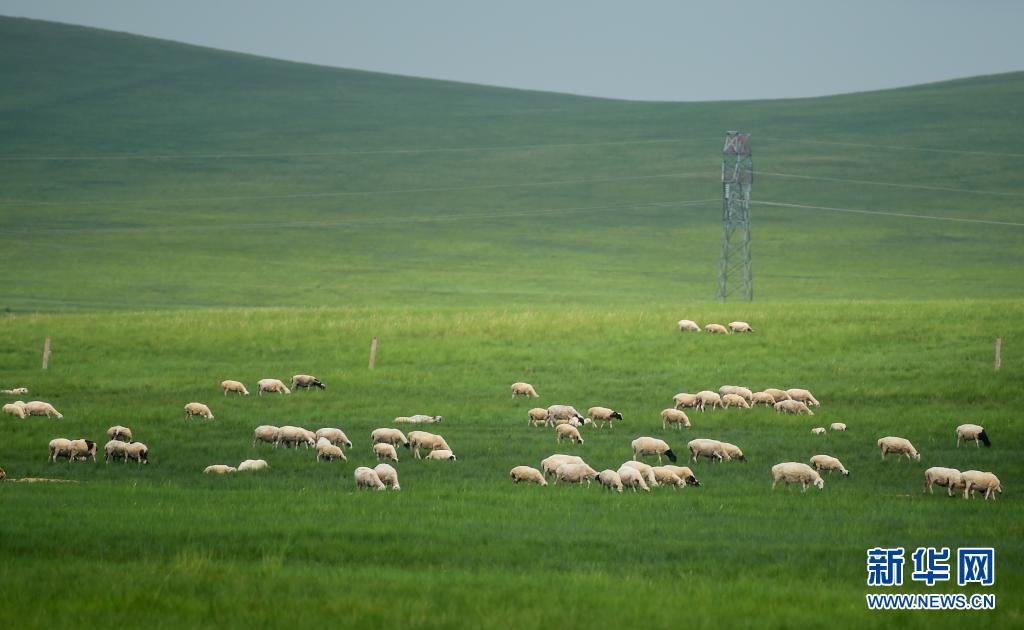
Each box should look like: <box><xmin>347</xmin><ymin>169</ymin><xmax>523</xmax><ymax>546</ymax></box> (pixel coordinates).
<box><xmin>318</xmin><ymin>438</ymin><xmax>348</xmax><ymax>462</ymax></box>
<box><xmin>374</xmin><ymin>463</ymin><xmax>401</xmax><ymax>491</ymax></box>
<box><xmin>253</xmin><ymin>425</ymin><xmax>281</xmax><ymax>447</ymax></box>
<box><xmin>106</xmin><ymin>425</ymin><xmax>133</xmax><ymax>443</ymax></box>
<box><xmin>126</xmin><ymin>442</ymin><xmax>149</xmax><ymax>464</ymax></box>
<box><xmin>48</xmin><ymin>438</ymin><xmax>73</xmax><ymax>462</ymax></box>
<box><xmin>810</xmin><ymin>455</ymin><xmax>849</xmax><ymax>477</ymax></box>
<box><xmin>511</xmin><ymin>382</ymin><xmax>539</xmax><ymax>398</ymax></box>
<box><xmin>3</xmin><ymin>401</ymin><xmax>27</xmax><ymax>419</ymax></box>
<box><xmin>620</xmin><ymin>460</ymin><xmax>659</xmax><ymax>487</ymax></box>
<box><xmin>1</xmin><ymin>387</ymin><xmax>28</xmax><ymax>395</ymax></box>
<box><xmin>695</xmin><ymin>391</ymin><xmax>723</xmax><ymax>411</ymax></box>
<box><xmin>371</xmin><ymin>442</ymin><xmax>397</xmax><ymax>462</ymax></box>
<box><xmin>370</xmin><ymin>428</ymin><xmax>410</xmax><ymax>450</ymax></box>
<box><xmin>751</xmin><ymin>392</ymin><xmax>777</xmax><ymax>407</ymax></box>
<box><xmin>771</xmin><ymin>462</ymin><xmax>824</xmax><ymax>492</ymax></box>
<box><xmin>354</xmin><ymin>467</ymin><xmax>386</xmax><ymax>491</ymax></box>
<box><xmin>541</xmin><ymin>454</ymin><xmax>585</xmax><ymax>477</ymax></box>
<box><xmin>66</xmin><ymin>439</ymin><xmax>96</xmax><ymax>462</ymax></box>
<box><xmin>183</xmin><ymin>402</ymin><xmax>214</xmax><ymax>421</ymax></box>
<box><xmin>719</xmin><ymin>442</ymin><xmax>746</xmax><ymax>462</ymax></box>
<box><xmin>425</xmin><ymin>449</ymin><xmax>456</xmax><ymax>461</ymax></box>
<box><xmin>962</xmin><ymin>470</ymin><xmax>1002</xmax><ymax>500</ymax></box>
<box><xmin>238</xmin><ymin>459</ymin><xmax>268</xmax><ymax>472</ymax></box>
<box><xmin>956</xmin><ymin>424</ymin><xmax>991</xmax><ymax>448</ymax></box>
<box><xmin>672</xmin><ymin>393</ymin><xmax>700</xmax><ymax>410</ymax></box>
<box><xmin>728</xmin><ymin>321</ymin><xmax>754</xmax><ymax>333</ymax></box>
<box><xmin>104</xmin><ymin>439</ymin><xmax>130</xmax><ymax>463</ymax></box>
<box><xmin>315</xmin><ymin>428</ymin><xmax>353</xmax><ymax>449</ymax></box>
<box><xmin>546</xmin><ymin>405</ymin><xmax>586</xmax><ymax>427</ymax></box>
<box><xmin>774</xmin><ymin>399</ymin><xmax>814</xmax><ymax>416</ymax></box>
<box><xmin>394</xmin><ymin>415</ymin><xmax>443</xmax><ymax>424</ymax></box>
<box><xmin>660</xmin><ymin>465</ymin><xmax>701</xmax><ymax>486</ymax></box>
<box><xmin>616</xmin><ymin>465</ymin><xmax>650</xmax><ymax>492</ymax></box>
<box><xmin>661</xmin><ymin>408</ymin><xmax>691</xmax><ymax>430</ymax></box>
<box><xmin>408</xmin><ymin>431</ymin><xmax>451</xmax><ymax>458</ymax></box>
<box><xmin>631</xmin><ymin>437</ymin><xmax>677</xmax><ymax>464</ymax></box>
<box><xmin>722</xmin><ymin>394</ymin><xmax>751</xmax><ymax>409</ymax></box>
<box><xmin>204</xmin><ymin>465</ymin><xmax>237</xmax><ymax>474</ymax></box>
<box><xmin>719</xmin><ymin>385</ymin><xmax>753</xmax><ymax>401</ymax></box>
<box><xmin>0</xmin><ymin>467</ymin><xmax>5</xmax><ymax>480</ymax></box>
<box><xmin>220</xmin><ymin>380</ymin><xmax>249</xmax><ymax>396</ymax></box>
<box><xmin>555</xmin><ymin>423</ymin><xmax>584</xmax><ymax>444</ymax></box>
<box><xmin>651</xmin><ymin>467</ymin><xmax>686</xmax><ymax>488</ymax></box>
<box><xmin>587</xmin><ymin>406</ymin><xmax>623</xmax><ymax>429</ymax></box>
<box><xmin>704</xmin><ymin>323</ymin><xmax>729</xmax><ymax>334</ymax></box>
<box><xmin>811</xmin><ymin>427</ymin><xmax>826</xmax><ymax>435</ymax></box>
<box><xmin>878</xmin><ymin>436</ymin><xmax>920</xmax><ymax>461</ymax></box>
<box><xmin>527</xmin><ymin>408</ymin><xmax>549</xmax><ymax>427</ymax></box>
<box><xmin>277</xmin><ymin>426</ymin><xmax>316</xmax><ymax>449</ymax></box>
<box><xmin>830</xmin><ymin>422</ymin><xmax>847</xmax><ymax>432</ymax></box>
<box><xmin>763</xmin><ymin>388</ymin><xmax>791</xmax><ymax>402</ymax></box>
<box><xmin>786</xmin><ymin>388</ymin><xmax>820</xmax><ymax>406</ymax></box>
<box><xmin>923</xmin><ymin>467</ymin><xmax>964</xmax><ymax>497</ymax></box>
<box><xmin>256</xmin><ymin>378</ymin><xmax>291</xmax><ymax>396</ymax></box>
<box><xmin>291</xmin><ymin>374</ymin><xmax>326</xmax><ymax>390</ymax></box>
<box><xmin>597</xmin><ymin>469</ymin><xmax>623</xmax><ymax>493</ymax></box>
<box><xmin>554</xmin><ymin>463</ymin><xmax>598</xmax><ymax>486</ymax></box>
<box><xmin>687</xmin><ymin>438</ymin><xmax>729</xmax><ymax>463</ymax></box>
<box><xmin>510</xmin><ymin>466</ymin><xmax>547</xmax><ymax>486</ymax></box>
<box><xmin>24</xmin><ymin>401</ymin><xmax>63</xmax><ymax>419</ymax></box>
<box><xmin>677</xmin><ymin>319</ymin><xmax>701</xmax><ymax>332</ymax></box>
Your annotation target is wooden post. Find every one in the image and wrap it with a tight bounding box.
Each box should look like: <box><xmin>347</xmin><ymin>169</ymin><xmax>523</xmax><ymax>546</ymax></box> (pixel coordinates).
<box><xmin>994</xmin><ymin>337</ymin><xmax>1001</xmax><ymax>371</ymax></box>
<box><xmin>368</xmin><ymin>337</ymin><xmax>378</xmax><ymax>370</ymax></box>
<box><xmin>42</xmin><ymin>337</ymin><xmax>51</xmax><ymax>370</ymax></box>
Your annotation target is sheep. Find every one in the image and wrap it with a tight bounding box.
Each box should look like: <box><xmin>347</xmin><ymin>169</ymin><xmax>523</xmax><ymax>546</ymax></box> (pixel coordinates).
<box><xmin>371</xmin><ymin>442</ymin><xmax>397</xmax><ymax>462</ymax></box>
<box><xmin>660</xmin><ymin>465</ymin><xmax>701</xmax><ymax>486</ymax></box>
<box><xmin>810</xmin><ymin>454</ymin><xmax>849</xmax><ymax>477</ymax></box>
<box><xmin>555</xmin><ymin>423</ymin><xmax>584</xmax><ymax>444</ymax></box>
<box><xmin>510</xmin><ymin>465</ymin><xmax>548</xmax><ymax>486</ymax></box>
<box><xmin>728</xmin><ymin>321</ymin><xmax>754</xmax><ymax>333</ymax></box>
<box><xmin>318</xmin><ymin>438</ymin><xmax>348</xmax><ymax>462</ymax></box>
<box><xmin>695</xmin><ymin>391</ymin><xmax>723</xmax><ymax>411</ymax></box>
<box><xmin>877</xmin><ymin>436</ymin><xmax>920</xmax><ymax>461</ymax></box>
<box><xmin>371</xmin><ymin>428</ymin><xmax>410</xmax><ymax>450</ymax></box>
<box><xmin>183</xmin><ymin>402</ymin><xmax>214</xmax><ymax>421</ymax></box>
<box><xmin>651</xmin><ymin>467</ymin><xmax>686</xmax><ymax>488</ymax></box>
<box><xmin>923</xmin><ymin>467</ymin><xmax>964</xmax><ymax>497</ymax></box>
<box><xmin>704</xmin><ymin>323</ymin><xmax>729</xmax><ymax>334</ymax></box>
<box><xmin>722</xmin><ymin>394</ymin><xmax>751</xmax><ymax>409</ymax></box>
<box><xmin>554</xmin><ymin>462</ymin><xmax>598</xmax><ymax>486</ymax></box>
<box><xmin>220</xmin><ymin>380</ymin><xmax>249</xmax><ymax>396</ymax></box>
<box><xmin>3</xmin><ymin>401</ymin><xmax>27</xmax><ymax>419</ymax></box>
<box><xmin>956</xmin><ymin>424</ymin><xmax>991</xmax><ymax>448</ymax></box>
<box><xmin>961</xmin><ymin>470</ymin><xmax>1002</xmax><ymax>500</ymax></box>
<box><xmin>425</xmin><ymin>449</ymin><xmax>456</xmax><ymax>461</ymax></box>
<box><xmin>587</xmin><ymin>406</ymin><xmax>623</xmax><ymax>429</ymax></box>
<box><xmin>104</xmin><ymin>439</ymin><xmax>131</xmax><ymax>463</ymax></box>
<box><xmin>126</xmin><ymin>441</ymin><xmax>149</xmax><ymax>464</ymax></box>
<box><xmin>23</xmin><ymin>401</ymin><xmax>63</xmax><ymax>419</ymax></box>
<box><xmin>291</xmin><ymin>374</ymin><xmax>326</xmax><ymax>390</ymax></box>
<box><xmin>546</xmin><ymin>404</ymin><xmax>586</xmax><ymax>427</ymax></box>
<box><xmin>106</xmin><ymin>425</ymin><xmax>133</xmax><ymax>443</ymax></box>
<box><xmin>527</xmin><ymin>408</ymin><xmax>548</xmax><ymax>427</ymax></box>
<box><xmin>277</xmin><ymin>426</ymin><xmax>316</xmax><ymax>449</ymax></box>
<box><xmin>354</xmin><ymin>466</ymin><xmax>386</xmax><ymax>491</ymax></box>
<box><xmin>394</xmin><ymin>415</ymin><xmax>443</xmax><ymax>424</ymax></box>
<box><xmin>830</xmin><ymin>422</ymin><xmax>847</xmax><ymax>432</ymax></box>
<box><xmin>661</xmin><ymin>408</ymin><xmax>691</xmax><ymax>430</ymax></box>
<box><xmin>67</xmin><ymin>439</ymin><xmax>96</xmax><ymax>462</ymax></box>
<box><xmin>811</xmin><ymin>427</ymin><xmax>826</xmax><ymax>436</ymax></box>
<box><xmin>688</xmin><ymin>438</ymin><xmax>729</xmax><ymax>463</ymax></box>
<box><xmin>786</xmin><ymin>388</ymin><xmax>820</xmax><ymax>406</ymax></box>
<box><xmin>315</xmin><ymin>428</ymin><xmax>353</xmax><ymax>449</ymax></box>
<box><xmin>763</xmin><ymin>388</ymin><xmax>791</xmax><ymax>402</ymax></box>
<box><xmin>257</xmin><ymin>378</ymin><xmax>291</xmax><ymax>396</ymax></box>
<box><xmin>1</xmin><ymin>387</ymin><xmax>28</xmax><ymax>395</ymax></box>
<box><xmin>511</xmin><ymin>382</ymin><xmax>539</xmax><ymax>398</ymax></box>
<box><xmin>541</xmin><ymin>454</ymin><xmax>585</xmax><ymax>477</ymax></box>
<box><xmin>374</xmin><ymin>463</ymin><xmax>401</xmax><ymax>491</ymax></box>
<box><xmin>408</xmin><ymin>431</ymin><xmax>451</xmax><ymax>458</ymax></box>
<box><xmin>771</xmin><ymin>462</ymin><xmax>824</xmax><ymax>492</ymax></box>
<box><xmin>672</xmin><ymin>393</ymin><xmax>700</xmax><ymax>410</ymax></box>
<box><xmin>616</xmin><ymin>465</ymin><xmax>650</xmax><ymax>492</ymax></box>
<box><xmin>719</xmin><ymin>385</ymin><xmax>753</xmax><ymax>401</ymax></box>
<box><xmin>239</xmin><ymin>459</ymin><xmax>268</xmax><ymax>472</ymax></box>
<box><xmin>751</xmin><ymin>391</ymin><xmax>777</xmax><ymax>407</ymax></box>
<box><xmin>0</xmin><ymin>467</ymin><xmax>4</xmax><ymax>480</ymax></box>
<box><xmin>597</xmin><ymin>469</ymin><xmax>623</xmax><ymax>492</ymax></box>
<box><xmin>774</xmin><ymin>399</ymin><xmax>814</xmax><ymax>416</ymax></box>
<box><xmin>720</xmin><ymin>442</ymin><xmax>746</xmax><ymax>462</ymax></box>
<box><xmin>631</xmin><ymin>437</ymin><xmax>677</xmax><ymax>464</ymax></box>
<box><xmin>48</xmin><ymin>438</ymin><xmax>74</xmax><ymax>462</ymax></box>
<box><xmin>678</xmin><ymin>319</ymin><xmax>701</xmax><ymax>332</ymax></box>
<box><xmin>620</xmin><ymin>460</ymin><xmax>659</xmax><ymax>487</ymax></box>
<box><xmin>253</xmin><ymin>425</ymin><xmax>281</xmax><ymax>447</ymax></box>
<box><xmin>204</xmin><ymin>465</ymin><xmax>237</xmax><ymax>474</ymax></box>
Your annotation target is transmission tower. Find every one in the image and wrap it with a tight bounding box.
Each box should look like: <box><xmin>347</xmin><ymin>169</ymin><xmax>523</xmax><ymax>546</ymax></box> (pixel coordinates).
<box><xmin>716</xmin><ymin>131</ymin><xmax>753</xmax><ymax>302</ymax></box>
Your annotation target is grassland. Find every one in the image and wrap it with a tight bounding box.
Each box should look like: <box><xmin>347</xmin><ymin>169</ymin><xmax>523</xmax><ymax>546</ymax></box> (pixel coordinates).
<box><xmin>1</xmin><ymin>16</ymin><xmax>1022</xmax><ymax>629</ymax></box>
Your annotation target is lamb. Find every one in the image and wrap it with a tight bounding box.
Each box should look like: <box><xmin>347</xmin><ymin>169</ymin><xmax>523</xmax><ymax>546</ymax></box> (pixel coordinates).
<box><xmin>425</xmin><ymin>449</ymin><xmax>456</xmax><ymax>461</ymax></box>
<box><xmin>291</xmin><ymin>374</ymin><xmax>326</xmax><ymax>390</ymax></box>
<box><xmin>659</xmin><ymin>465</ymin><xmax>701</xmax><ymax>486</ymax></box>
<box><xmin>374</xmin><ymin>463</ymin><xmax>401</xmax><ymax>491</ymax></box>
<box><xmin>677</xmin><ymin>319</ymin><xmax>701</xmax><ymax>332</ymax></box>
<box><xmin>253</xmin><ymin>425</ymin><xmax>281</xmax><ymax>447</ymax></box>
<box><xmin>106</xmin><ymin>425</ymin><xmax>133</xmax><ymax>443</ymax></box>
<box><xmin>238</xmin><ymin>459</ymin><xmax>268</xmax><ymax>472</ymax></box>
<box><xmin>511</xmin><ymin>382</ymin><xmax>539</xmax><ymax>398</ymax></box>
<box><xmin>1</xmin><ymin>387</ymin><xmax>28</xmax><ymax>395</ymax></box>
<box><xmin>597</xmin><ymin>469</ymin><xmax>623</xmax><ymax>492</ymax></box>
<box><xmin>631</xmin><ymin>437</ymin><xmax>678</xmax><ymax>464</ymax></box>
<box><xmin>408</xmin><ymin>430</ymin><xmax>451</xmax><ymax>458</ymax></box>
<box><xmin>370</xmin><ymin>428</ymin><xmax>410</xmax><ymax>450</ymax></box>
<box><xmin>277</xmin><ymin>426</ymin><xmax>316</xmax><ymax>449</ymax></box>
<box><xmin>527</xmin><ymin>408</ymin><xmax>549</xmax><ymax>427</ymax></box>
<box><xmin>704</xmin><ymin>323</ymin><xmax>729</xmax><ymax>334</ymax></box>
<box><xmin>371</xmin><ymin>442</ymin><xmax>397</xmax><ymax>462</ymax></box>
<box><xmin>771</xmin><ymin>462</ymin><xmax>825</xmax><ymax>492</ymax></box>
<box><xmin>660</xmin><ymin>408</ymin><xmax>691</xmax><ymax>430</ymax></box>
<box><xmin>719</xmin><ymin>442</ymin><xmax>746</xmax><ymax>462</ymax></box>
<box><xmin>672</xmin><ymin>393</ymin><xmax>700</xmax><ymax>410</ymax></box>
<box><xmin>204</xmin><ymin>465</ymin><xmax>237</xmax><ymax>474</ymax></box>
<box><xmin>587</xmin><ymin>406</ymin><xmax>623</xmax><ymax>429</ymax></box>
<box><xmin>923</xmin><ymin>467</ymin><xmax>964</xmax><ymax>496</ymax></box>
<box><xmin>751</xmin><ymin>392</ymin><xmax>777</xmax><ymax>407</ymax></box>
<box><xmin>956</xmin><ymin>424</ymin><xmax>991</xmax><ymax>448</ymax></box>
<box><xmin>3</xmin><ymin>401</ymin><xmax>27</xmax><ymax>419</ymax></box>
<box><xmin>785</xmin><ymin>388</ymin><xmax>820</xmax><ymax>406</ymax></box>
<box><xmin>651</xmin><ymin>466</ymin><xmax>686</xmax><ymax>488</ymax></box>
<box><xmin>810</xmin><ymin>454</ymin><xmax>849</xmax><ymax>477</ymax></box>
<box><xmin>811</xmin><ymin>427</ymin><xmax>826</xmax><ymax>435</ymax></box>
<box><xmin>620</xmin><ymin>460</ymin><xmax>659</xmax><ymax>487</ymax></box>
<box><xmin>555</xmin><ymin>423</ymin><xmax>584</xmax><ymax>444</ymax></box>
<box><xmin>510</xmin><ymin>466</ymin><xmax>547</xmax><ymax>486</ymax></box>
<box><xmin>695</xmin><ymin>391</ymin><xmax>723</xmax><ymax>411</ymax></box>
<box><xmin>354</xmin><ymin>466</ymin><xmax>386</xmax><ymax>490</ymax></box>
<box><xmin>394</xmin><ymin>415</ymin><xmax>443</xmax><ymax>424</ymax></box>
<box><xmin>728</xmin><ymin>321</ymin><xmax>754</xmax><ymax>333</ymax></box>
<box><xmin>719</xmin><ymin>386</ymin><xmax>753</xmax><ymax>401</ymax></box>
<box><xmin>23</xmin><ymin>401</ymin><xmax>63</xmax><ymax>419</ymax></box>
<box><xmin>104</xmin><ymin>439</ymin><xmax>130</xmax><ymax>463</ymax></box>
<box><xmin>774</xmin><ymin>399</ymin><xmax>814</xmax><ymax>415</ymax></box>
<box><xmin>687</xmin><ymin>438</ymin><xmax>729</xmax><ymax>463</ymax></box>
<box><xmin>830</xmin><ymin>422</ymin><xmax>847</xmax><ymax>432</ymax></box>
<box><xmin>220</xmin><ymin>380</ymin><xmax>249</xmax><ymax>396</ymax></box>
<box><xmin>554</xmin><ymin>462</ymin><xmax>598</xmax><ymax>486</ymax></box>
<box><xmin>616</xmin><ymin>465</ymin><xmax>650</xmax><ymax>492</ymax></box>
<box><xmin>961</xmin><ymin>470</ymin><xmax>1002</xmax><ymax>500</ymax></box>
<box><xmin>315</xmin><ymin>428</ymin><xmax>353</xmax><ymax>449</ymax></box>
<box><xmin>126</xmin><ymin>442</ymin><xmax>149</xmax><ymax>464</ymax></box>
<box><xmin>183</xmin><ymin>402</ymin><xmax>214</xmax><ymax>421</ymax></box>
<box><xmin>763</xmin><ymin>388</ymin><xmax>791</xmax><ymax>402</ymax></box>
<box><xmin>318</xmin><ymin>438</ymin><xmax>348</xmax><ymax>462</ymax></box>
<box><xmin>256</xmin><ymin>378</ymin><xmax>291</xmax><ymax>396</ymax></box>
<box><xmin>541</xmin><ymin>454</ymin><xmax>585</xmax><ymax>477</ymax></box>
<box><xmin>722</xmin><ymin>394</ymin><xmax>751</xmax><ymax>409</ymax></box>
<box><xmin>877</xmin><ymin>436</ymin><xmax>920</xmax><ymax>461</ymax></box>
<box><xmin>546</xmin><ymin>405</ymin><xmax>586</xmax><ymax>426</ymax></box>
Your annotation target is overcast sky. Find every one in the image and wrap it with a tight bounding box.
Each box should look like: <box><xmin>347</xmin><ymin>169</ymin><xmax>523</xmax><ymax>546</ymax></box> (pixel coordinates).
<box><xmin>2</xmin><ymin>0</ymin><xmax>1022</xmax><ymax>101</ymax></box>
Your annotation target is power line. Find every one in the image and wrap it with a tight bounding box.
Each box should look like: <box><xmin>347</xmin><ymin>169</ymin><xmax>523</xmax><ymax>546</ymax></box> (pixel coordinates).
<box><xmin>759</xmin><ymin>171</ymin><xmax>1024</xmax><ymax>198</ymax></box>
<box><xmin>754</xmin><ymin>200</ymin><xmax>1024</xmax><ymax>227</ymax></box>
<box><xmin>760</xmin><ymin>136</ymin><xmax>1024</xmax><ymax>159</ymax></box>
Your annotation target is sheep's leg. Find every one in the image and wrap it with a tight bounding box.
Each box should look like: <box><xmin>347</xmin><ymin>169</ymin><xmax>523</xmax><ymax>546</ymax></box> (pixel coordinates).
<box><xmin>956</xmin><ymin>435</ymin><xmax>961</xmax><ymax>448</ymax></box>
<box><xmin>975</xmin><ymin>438</ymin><xmax>980</xmax><ymax>448</ymax></box>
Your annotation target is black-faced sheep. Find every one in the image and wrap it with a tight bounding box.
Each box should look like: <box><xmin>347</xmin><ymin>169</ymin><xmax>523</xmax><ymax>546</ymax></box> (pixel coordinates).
<box><xmin>291</xmin><ymin>374</ymin><xmax>325</xmax><ymax>390</ymax></box>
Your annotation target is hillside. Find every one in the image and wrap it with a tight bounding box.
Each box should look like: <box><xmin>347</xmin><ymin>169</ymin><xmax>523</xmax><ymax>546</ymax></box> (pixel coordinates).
<box><xmin>1</xmin><ymin>16</ymin><xmax>1023</xmax><ymax>310</ymax></box>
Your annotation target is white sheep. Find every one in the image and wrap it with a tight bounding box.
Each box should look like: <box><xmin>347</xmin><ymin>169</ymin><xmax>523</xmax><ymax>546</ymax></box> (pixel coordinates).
<box><xmin>511</xmin><ymin>382</ymin><xmax>539</xmax><ymax>398</ymax></box>
<box><xmin>719</xmin><ymin>385</ymin><xmax>753</xmax><ymax>401</ymax></box>
<box><xmin>704</xmin><ymin>323</ymin><xmax>729</xmax><ymax>334</ymax></box>
<box><xmin>955</xmin><ymin>424</ymin><xmax>991</xmax><ymax>448</ymax></box>
<box><xmin>48</xmin><ymin>438</ymin><xmax>73</xmax><ymax>462</ymax></box>
<box><xmin>774</xmin><ymin>399</ymin><xmax>813</xmax><ymax>415</ymax></box>
<box><xmin>923</xmin><ymin>467</ymin><xmax>963</xmax><ymax>496</ymax></box>
<box><xmin>104</xmin><ymin>439</ymin><xmax>130</xmax><ymax>463</ymax></box>
<box><xmin>660</xmin><ymin>465</ymin><xmax>701</xmax><ymax>486</ymax></box>
<box><xmin>631</xmin><ymin>437</ymin><xmax>678</xmax><ymax>464</ymax></box>
<box><xmin>408</xmin><ymin>430</ymin><xmax>451</xmax><ymax>458</ymax></box>
<box><xmin>620</xmin><ymin>460</ymin><xmax>659</xmax><ymax>487</ymax></box>
<box><xmin>771</xmin><ymin>462</ymin><xmax>824</xmax><ymax>492</ymax></box>
<box><xmin>238</xmin><ymin>459</ymin><xmax>268</xmax><ymax>472</ymax></box>
<box><xmin>24</xmin><ymin>401</ymin><xmax>63</xmax><ymax>419</ymax></box>
<box><xmin>877</xmin><ymin>436</ymin><xmax>920</xmax><ymax>461</ymax></box>
<box><xmin>616</xmin><ymin>465</ymin><xmax>650</xmax><ymax>492</ymax></box>
<box><xmin>291</xmin><ymin>374</ymin><xmax>325</xmax><ymax>390</ymax></box>
<box><xmin>722</xmin><ymin>393</ymin><xmax>751</xmax><ymax>409</ymax></box>
<box><xmin>695</xmin><ymin>391</ymin><xmax>723</xmax><ymax>411</ymax></box>
<box><xmin>3</xmin><ymin>401</ymin><xmax>27</xmax><ymax>419</ymax></box>
<box><xmin>425</xmin><ymin>449</ymin><xmax>456</xmax><ymax>461</ymax></box>
<box><xmin>786</xmin><ymin>388</ymin><xmax>820</xmax><ymax>406</ymax></box>
<box><xmin>318</xmin><ymin>438</ymin><xmax>348</xmax><ymax>462</ymax></box>
<box><xmin>106</xmin><ymin>425</ymin><xmax>133</xmax><ymax>443</ymax></box>
<box><xmin>257</xmin><ymin>378</ymin><xmax>291</xmax><ymax>396</ymax></box>
<box><xmin>672</xmin><ymin>393</ymin><xmax>700</xmax><ymax>410</ymax></box>
<box><xmin>395</xmin><ymin>415</ymin><xmax>443</xmax><ymax>424</ymax></box>
<box><xmin>374</xmin><ymin>463</ymin><xmax>401</xmax><ymax>491</ymax></box>
<box><xmin>554</xmin><ymin>462</ymin><xmax>598</xmax><ymax>486</ymax></box>
<box><xmin>555</xmin><ymin>423</ymin><xmax>584</xmax><ymax>444</ymax></box>
<box><xmin>728</xmin><ymin>321</ymin><xmax>754</xmax><ymax>333</ymax></box>
<box><xmin>687</xmin><ymin>438</ymin><xmax>729</xmax><ymax>463</ymax></box>
<box><xmin>541</xmin><ymin>454</ymin><xmax>585</xmax><ymax>477</ymax></box>
<box><xmin>830</xmin><ymin>422</ymin><xmax>847</xmax><ymax>432</ymax></box>
<box><xmin>587</xmin><ymin>406</ymin><xmax>623</xmax><ymax>429</ymax></box>
<box><xmin>546</xmin><ymin>404</ymin><xmax>586</xmax><ymax>426</ymax></box>
<box><xmin>204</xmin><ymin>464</ymin><xmax>237</xmax><ymax>474</ymax></box>
<box><xmin>371</xmin><ymin>442</ymin><xmax>397</xmax><ymax>462</ymax></box>
<box><xmin>677</xmin><ymin>319</ymin><xmax>701</xmax><ymax>332</ymax></box>
<box><xmin>527</xmin><ymin>408</ymin><xmax>549</xmax><ymax>427</ymax></box>
<box><xmin>220</xmin><ymin>380</ymin><xmax>249</xmax><ymax>396</ymax></box>
<box><xmin>720</xmin><ymin>442</ymin><xmax>746</xmax><ymax>462</ymax></box>
<box><xmin>126</xmin><ymin>442</ymin><xmax>149</xmax><ymax>464</ymax></box>
<box><xmin>597</xmin><ymin>469</ymin><xmax>623</xmax><ymax>492</ymax></box>
<box><xmin>253</xmin><ymin>425</ymin><xmax>281</xmax><ymax>447</ymax></box>
<box><xmin>961</xmin><ymin>470</ymin><xmax>1002</xmax><ymax>500</ymax></box>
<box><xmin>811</xmin><ymin>427</ymin><xmax>826</xmax><ymax>435</ymax></box>
<box><xmin>810</xmin><ymin>454</ymin><xmax>849</xmax><ymax>477</ymax></box>
<box><xmin>763</xmin><ymin>388</ymin><xmax>791</xmax><ymax>402</ymax></box>
<box><xmin>69</xmin><ymin>439</ymin><xmax>96</xmax><ymax>462</ymax></box>
<box><xmin>183</xmin><ymin>402</ymin><xmax>214</xmax><ymax>421</ymax></box>
<box><xmin>651</xmin><ymin>466</ymin><xmax>686</xmax><ymax>488</ymax></box>
<box><xmin>1</xmin><ymin>387</ymin><xmax>28</xmax><ymax>395</ymax></box>
<box><xmin>277</xmin><ymin>426</ymin><xmax>316</xmax><ymax>449</ymax></box>
<box><xmin>510</xmin><ymin>466</ymin><xmax>548</xmax><ymax>486</ymax></box>
<box><xmin>660</xmin><ymin>408</ymin><xmax>691</xmax><ymax>430</ymax></box>
<box><xmin>751</xmin><ymin>392</ymin><xmax>776</xmax><ymax>407</ymax></box>
<box><xmin>315</xmin><ymin>428</ymin><xmax>353</xmax><ymax>449</ymax></box>
<box><xmin>354</xmin><ymin>466</ymin><xmax>386</xmax><ymax>491</ymax></box>
<box><xmin>370</xmin><ymin>428</ymin><xmax>410</xmax><ymax>450</ymax></box>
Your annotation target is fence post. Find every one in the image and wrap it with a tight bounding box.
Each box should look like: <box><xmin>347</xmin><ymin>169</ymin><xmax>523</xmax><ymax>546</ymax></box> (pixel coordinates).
<box><xmin>42</xmin><ymin>337</ymin><xmax>51</xmax><ymax>370</ymax></box>
<box><xmin>994</xmin><ymin>337</ymin><xmax>1001</xmax><ymax>371</ymax></box>
<box><xmin>368</xmin><ymin>337</ymin><xmax>378</xmax><ymax>370</ymax></box>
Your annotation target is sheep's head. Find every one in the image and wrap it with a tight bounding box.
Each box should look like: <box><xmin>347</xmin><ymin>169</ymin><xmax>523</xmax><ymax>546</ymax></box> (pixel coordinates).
<box><xmin>912</xmin><ymin>451</ymin><xmax>921</xmax><ymax>461</ymax></box>
<box><xmin>813</xmin><ymin>478</ymin><xmax>825</xmax><ymax>490</ymax></box>
<box><xmin>841</xmin><ymin>469</ymin><xmax>850</xmax><ymax>477</ymax></box>
<box><xmin>686</xmin><ymin>476</ymin><xmax>701</xmax><ymax>487</ymax></box>
<box><xmin>611</xmin><ymin>411</ymin><xmax>623</xmax><ymax>420</ymax></box>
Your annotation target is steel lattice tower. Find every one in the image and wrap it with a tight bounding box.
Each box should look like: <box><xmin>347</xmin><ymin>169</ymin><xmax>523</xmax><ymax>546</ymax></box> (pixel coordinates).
<box><xmin>716</xmin><ymin>131</ymin><xmax>753</xmax><ymax>302</ymax></box>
